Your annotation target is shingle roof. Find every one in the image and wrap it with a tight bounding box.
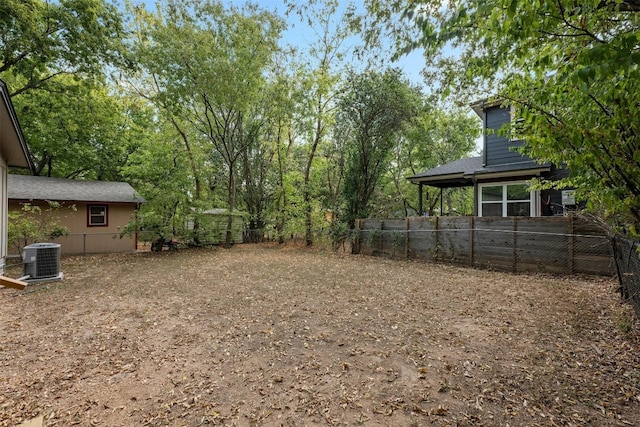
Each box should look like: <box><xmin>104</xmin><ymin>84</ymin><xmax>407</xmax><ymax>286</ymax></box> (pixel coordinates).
<box><xmin>8</xmin><ymin>175</ymin><xmax>145</xmax><ymax>204</ymax></box>
<box><xmin>407</xmin><ymin>156</ymin><xmax>483</xmax><ymax>180</ymax></box>
<box><xmin>407</xmin><ymin>156</ymin><xmax>552</xmax><ymax>187</ymax></box>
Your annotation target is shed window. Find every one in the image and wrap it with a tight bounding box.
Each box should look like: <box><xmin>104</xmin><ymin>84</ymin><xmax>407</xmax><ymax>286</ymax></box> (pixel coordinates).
<box><xmin>88</xmin><ymin>205</ymin><xmax>108</xmax><ymax>226</ymax></box>
<box><xmin>479</xmin><ymin>182</ymin><xmax>535</xmax><ymax>217</ymax></box>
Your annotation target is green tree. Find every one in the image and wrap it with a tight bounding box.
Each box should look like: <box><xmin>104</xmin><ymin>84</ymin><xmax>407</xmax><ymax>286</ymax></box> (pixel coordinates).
<box><xmin>0</xmin><ymin>0</ymin><xmax>125</xmax><ymax>96</ymax></box>
<box><xmin>0</xmin><ymin>0</ymin><xmax>131</xmax><ymax>179</ymax></box>
<box><xmin>372</xmin><ymin>0</ymin><xmax>640</xmax><ymax>230</ymax></box>
<box><xmin>268</xmin><ymin>64</ymin><xmax>300</xmax><ymax>243</ymax></box>
<box><xmin>286</xmin><ymin>0</ymin><xmax>355</xmax><ymax>246</ymax></box>
<box><xmin>120</xmin><ymin>119</ymin><xmax>194</xmax><ymax>246</ymax></box>
<box><xmin>399</xmin><ymin>107</ymin><xmax>480</xmax><ymax>216</ymax></box>
<box><xmin>239</xmin><ymin>110</ymin><xmax>275</xmax><ymax>243</ymax></box>
<box><xmin>130</xmin><ymin>0</ymin><xmax>283</xmax><ymax>247</ymax></box>
<box><xmin>8</xmin><ymin>202</ymin><xmax>73</xmax><ymax>254</ymax></box>
<box><xmin>10</xmin><ymin>76</ymin><xmax>142</xmax><ymax>179</ymax></box>
<box><xmin>338</xmin><ymin>68</ymin><xmax>421</xmax><ymax>228</ymax></box>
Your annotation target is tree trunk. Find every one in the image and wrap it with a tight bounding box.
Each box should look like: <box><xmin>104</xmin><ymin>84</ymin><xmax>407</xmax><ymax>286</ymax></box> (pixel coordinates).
<box><xmin>304</xmin><ymin>113</ymin><xmax>323</xmax><ymax>246</ymax></box>
<box><xmin>224</xmin><ymin>162</ymin><xmax>235</xmax><ymax>248</ymax></box>
<box><xmin>169</xmin><ymin>116</ymin><xmax>202</xmax><ymax>243</ymax></box>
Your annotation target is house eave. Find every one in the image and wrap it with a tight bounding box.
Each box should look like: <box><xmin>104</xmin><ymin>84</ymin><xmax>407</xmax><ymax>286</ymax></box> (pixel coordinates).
<box><xmin>0</xmin><ymin>80</ymin><xmax>34</xmax><ymax>171</ymax></box>
<box><xmin>408</xmin><ymin>173</ymin><xmax>475</xmax><ymax>188</ymax></box>
<box><xmin>470</xmin><ymin>98</ymin><xmax>504</xmax><ymax>119</ymax></box>
<box><xmin>408</xmin><ymin>172</ymin><xmax>464</xmax><ymax>184</ymax></box>
<box><xmin>472</xmin><ymin>166</ymin><xmax>551</xmax><ymax>181</ymax></box>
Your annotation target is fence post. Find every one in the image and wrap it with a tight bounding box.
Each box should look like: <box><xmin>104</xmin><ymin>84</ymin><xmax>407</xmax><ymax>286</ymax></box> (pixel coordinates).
<box><xmin>568</xmin><ymin>214</ymin><xmax>574</xmax><ymax>274</ymax></box>
<box><xmin>513</xmin><ymin>217</ymin><xmax>518</xmax><ymax>273</ymax></box>
<box><xmin>379</xmin><ymin>220</ymin><xmax>384</xmax><ymax>254</ymax></box>
<box><xmin>354</xmin><ymin>219</ymin><xmax>361</xmax><ymax>254</ymax></box>
<box><xmin>469</xmin><ymin>216</ymin><xmax>474</xmax><ymax>267</ymax></box>
<box><xmin>610</xmin><ymin>235</ymin><xmax>628</xmax><ymax>299</ymax></box>
<box><xmin>434</xmin><ymin>216</ymin><xmax>440</xmax><ymax>261</ymax></box>
<box><xmin>405</xmin><ymin>217</ymin><xmax>410</xmax><ymax>259</ymax></box>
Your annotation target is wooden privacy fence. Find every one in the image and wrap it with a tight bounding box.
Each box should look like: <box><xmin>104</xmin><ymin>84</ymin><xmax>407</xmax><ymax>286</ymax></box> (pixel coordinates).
<box><xmin>354</xmin><ymin>215</ymin><xmax>615</xmax><ymax>276</ymax></box>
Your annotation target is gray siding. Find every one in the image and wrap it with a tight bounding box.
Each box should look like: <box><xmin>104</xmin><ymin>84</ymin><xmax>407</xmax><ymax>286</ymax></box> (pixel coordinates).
<box><xmin>484</xmin><ymin>106</ymin><xmax>533</xmax><ymax>166</ymax></box>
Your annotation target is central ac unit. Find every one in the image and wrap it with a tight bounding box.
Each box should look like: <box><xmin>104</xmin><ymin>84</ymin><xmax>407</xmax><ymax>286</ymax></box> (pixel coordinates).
<box><xmin>22</xmin><ymin>242</ymin><xmax>62</xmax><ymax>281</ymax></box>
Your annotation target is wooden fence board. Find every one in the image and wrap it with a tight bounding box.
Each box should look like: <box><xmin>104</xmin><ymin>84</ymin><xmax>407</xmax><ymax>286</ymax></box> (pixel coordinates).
<box><xmin>355</xmin><ymin>214</ymin><xmax>614</xmax><ymax>276</ymax></box>
<box><xmin>519</xmin><ymin>236</ymin><xmax>569</xmax><ymax>251</ymax></box>
<box><xmin>408</xmin><ymin>217</ymin><xmax>437</xmax><ymax>230</ymax></box>
<box><xmin>473</xmin><ymin>256</ymin><xmax>515</xmax><ymax>270</ymax></box>
<box><xmin>574</xmin><ymin>256</ymin><xmax>615</xmax><ymax>275</ymax></box>
<box><xmin>515</xmin><ymin>260</ymin><xmax>567</xmax><ymax>274</ymax></box>
<box><xmin>574</xmin><ymin>236</ymin><xmax>612</xmax><ymax>255</ymax></box>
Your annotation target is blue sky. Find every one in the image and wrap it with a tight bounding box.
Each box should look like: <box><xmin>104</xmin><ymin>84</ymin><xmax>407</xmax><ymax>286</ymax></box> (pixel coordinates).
<box><xmin>135</xmin><ymin>0</ymin><xmax>428</xmax><ymax>87</ymax></box>
<box><xmin>132</xmin><ymin>1</ymin><xmax>482</xmax><ymax>151</ymax></box>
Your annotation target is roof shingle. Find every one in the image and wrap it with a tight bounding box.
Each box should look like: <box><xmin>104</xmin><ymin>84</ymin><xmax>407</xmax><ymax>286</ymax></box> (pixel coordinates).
<box><xmin>8</xmin><ymin>175</ymin><xmax>145</xmax><ymax>204</ymax></box>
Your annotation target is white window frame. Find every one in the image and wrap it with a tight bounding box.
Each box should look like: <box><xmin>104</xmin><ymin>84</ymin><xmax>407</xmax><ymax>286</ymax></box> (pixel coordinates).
<box><xmin>478</xmin><ymin>181</ymin><xmax>538</xmax><ymax>217</ymax></box>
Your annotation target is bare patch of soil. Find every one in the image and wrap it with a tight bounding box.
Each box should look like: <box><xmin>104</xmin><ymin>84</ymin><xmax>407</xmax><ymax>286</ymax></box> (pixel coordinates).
<box><xmin>1</xmin><ymin>243</ymin><xmax>639</xmax><ymax>426</ymax></box>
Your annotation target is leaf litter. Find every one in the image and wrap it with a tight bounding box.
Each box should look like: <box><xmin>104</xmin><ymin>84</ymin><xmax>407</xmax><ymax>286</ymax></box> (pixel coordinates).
<box><xmin>1</xmin><ymin>243</ymin><xmax>639</xmax><ymax>426</ymax></box>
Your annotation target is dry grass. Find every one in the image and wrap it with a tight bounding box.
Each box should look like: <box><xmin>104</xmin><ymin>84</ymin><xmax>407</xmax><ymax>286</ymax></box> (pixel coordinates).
<box><xmin>1</xmin><ymin>243</ymin><xmax>639</xmax><ymax>426</ymax></box>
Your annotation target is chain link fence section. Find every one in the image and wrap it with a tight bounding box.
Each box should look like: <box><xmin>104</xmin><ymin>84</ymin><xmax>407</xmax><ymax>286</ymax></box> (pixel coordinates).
<box><xmin>612</xmin><ymin>236</ymin><xmax>640</xmax><ymax>315</ymax></box>
<box><xmin>355</xmin><ymin>215</ymin><xmax>615</xmax><ymax>276</ymax></box>
<box><xmin>9</xmin><ymin>232</ymin><xmax>137</xmax><ymax>257</ymax></box>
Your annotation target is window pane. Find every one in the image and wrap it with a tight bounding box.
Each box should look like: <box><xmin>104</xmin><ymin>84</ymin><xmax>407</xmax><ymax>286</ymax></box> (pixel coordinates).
<box><xmin>482</xmin><ymin>203</ymin><xmax>502</xmax><ymax>216</ymax></box>
<box><xmin>507</xmin><ymin>184</ymin><xmax>529</xmax><ymax>201</ymax></box>
<box><xmin>89</xmin><ymin>205</ymin><xmax>107</xmax><ymax>225</ymax></box>
<box><xmin>90</xmin><ymin>206</ymin><xmax>105</xmax><ymax>215</ymax></box>
<box><xmin>481</xmin><ymin>186</ymin><xmax>502</xmax><ymax>202</ymax></box>
<box><xmin>91</xmin><ymin>216</ymin><xmax>106</xmax><ymax>225</ymax></box>
<box><xmin>507</xmin><ymin>202</ymin><xmax>530</xmax><ymax>216</ymax></box>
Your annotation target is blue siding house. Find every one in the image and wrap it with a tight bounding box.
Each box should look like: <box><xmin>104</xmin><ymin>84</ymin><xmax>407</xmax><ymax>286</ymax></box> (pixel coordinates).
<box><xmin>408</xmin><ymin>100</ymin><xmax>570</xmax><ymax>217</ymax></box>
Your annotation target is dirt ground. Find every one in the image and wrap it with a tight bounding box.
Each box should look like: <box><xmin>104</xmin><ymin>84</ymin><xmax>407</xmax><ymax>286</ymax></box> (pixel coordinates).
<box><xmin>1</xmin><ymin>243</ymin><xmax>639</xmax><ymax>426</ymax></box>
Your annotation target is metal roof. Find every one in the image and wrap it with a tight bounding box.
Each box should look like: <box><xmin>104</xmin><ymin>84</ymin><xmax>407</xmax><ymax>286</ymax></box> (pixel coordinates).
<box><xmin>8</xmin><ymin>175</ymin><xmax>146</xmax><ymax>204</ymax></box>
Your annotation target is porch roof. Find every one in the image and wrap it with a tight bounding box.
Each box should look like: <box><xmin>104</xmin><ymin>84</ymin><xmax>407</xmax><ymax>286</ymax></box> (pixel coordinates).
<box><xmin>407</xmin><ymin>156</ymin><xmax>551</xmax><ymax>188</ymax></box>
<box><xmin>406</xmin><ymin>156</ymin><xmax>482</xmax><ymax>188</ymax></box>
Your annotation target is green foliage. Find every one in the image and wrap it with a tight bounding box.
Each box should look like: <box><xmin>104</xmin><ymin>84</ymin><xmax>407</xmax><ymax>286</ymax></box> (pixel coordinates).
<box><xmin>0</xmin><ymin>0</ymin><xmax>126</xmax><ymax>96</ymax></box>
<box><xmin>384</xmin><ymin>106</ymin><xmax>479</xmax><ymax>217</ymax></box>
<box><xmin>365</xmin><ymin>227</ymin><xmax>382</xmax><ymax>246</ymax></box>
<box><xmin>130</xmin><ymin>0</ymin><xmax>284</xmax><ymax>246</ymax></box>
<box><xmin>327</xmin><ymin>219</ymin><xmax>351</xmax><ymax>249</ymax></box>
<box><xmin>119</xmin><ymin>120</ymin><xmax>193</xmax><ymax>243</ymax></box>
<box><xmin>0</xmin><ymin>0</ymin><xmax>138</xmax><ymax>179</ymax></box>
<box><xmin>283</xmin><ymin>0</ymin><xmax>357</xmax><ymax>246</ymax></box>
<box><xmin>8</xmin><ymin>201</ymin><xmax>73</xmax><ymax>253</ymax></box>
<box><xmin>614</xmin><ymin>307</ymin><xmax>635</xmax><ymax>335</ymax></box>
<box><xmin>0</xmin><ymin>0</ymin><xmax>491</xmax><ymax>248</ymax></box>
<box><xmin>10</xmin><ymin>77</ymin><xmax>144</xmax><ymax>179</ymax></box>
<box><xmin>381</xmin><ymin>0</ymin><xmax>640</xmax><ymax>229</ymax></box>
<box><xmin>339</xmin><ymin>68</ymin><xmax>422</xmax><ymax>228</ymax></box>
